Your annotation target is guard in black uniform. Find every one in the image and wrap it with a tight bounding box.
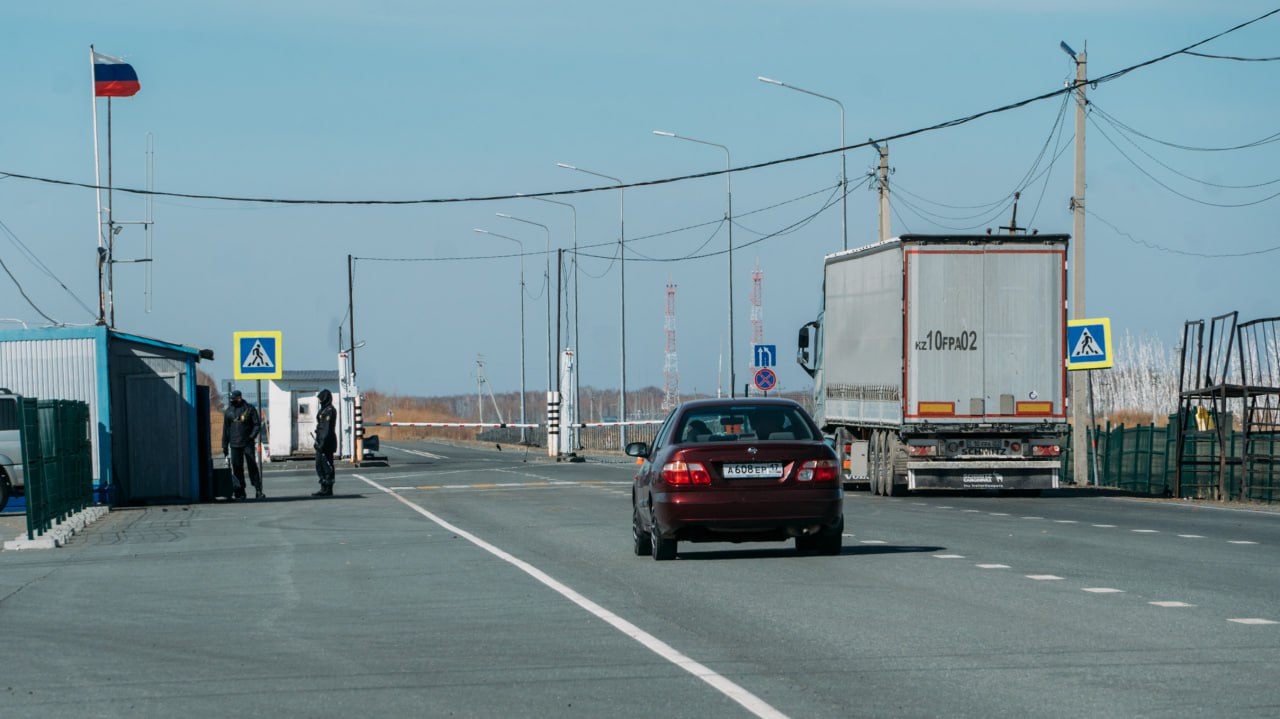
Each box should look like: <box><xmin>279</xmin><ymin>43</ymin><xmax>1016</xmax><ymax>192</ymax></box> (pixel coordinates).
<box><xmin>222</xmin><ymin>389</ymin><xmax>263</xmax><ymax>499</ymax></box>
<box><xmin>313</xmin><ymin>389</ymin><xmax>338</xmax><ymax>497</ymax></box>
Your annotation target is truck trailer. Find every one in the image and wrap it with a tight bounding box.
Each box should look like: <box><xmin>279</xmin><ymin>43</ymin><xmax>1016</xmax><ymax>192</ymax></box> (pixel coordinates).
<box><xmin>796</xmin><ymin>234</ymin><xmax>1070</xmax><ymax>495</ymax></box>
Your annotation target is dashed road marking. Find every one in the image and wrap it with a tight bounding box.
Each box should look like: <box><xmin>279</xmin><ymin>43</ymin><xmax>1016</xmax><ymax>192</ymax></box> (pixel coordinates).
<box><xmin>1083</xmin><ymin>587</ymin><xmax>1125</xmax><ymax>594</ymax></box>
<box><xmin>1026</xmin><ymin>575</ymin><xmax>1064</xmax><ymax>581</ymax></box>
<box><xmin>961</xmin><ymin>509</ymin><xmax>981</xmax><ymax>513</ymax></box>
<box><xmin>1178</xmin><ymin>534</ymin><xmax>1205</xmax><ymax>538</ymax></box>
<box><xmin>936</xmin><ymin>506</ymin><xmax>953</xmax><ymax>509</ymax></box>
<box><xmin>934</xmin><ymin>554</ymin><xmax>965</xmax><ymax>559</ymax></box>
<box><xmin>1228</xmin><ymin>618</ymin><xmax>1278</xmax><ymax>625</ymax></box>
<box><xmin>1132</xmin><ymin>529</ymin><xmax>1159</xmax><ymax>533</ymax></box>
<box><xmin>860</xmin><ymin>540</ymin><xmax>888</xmax><ymax>545</ymax></box>
<box><xmin>1092</xmin><ymin>524</ymin><xmax>1117</xmax><ymax>528</ymax></box>
<box><xmin>1021</xmin><ymin>516</ymin><xmax>1044</xmax><ymax>520</ymax></box>
<box><xmin>1054</xmin><ymin>520</ymin><xmax>1079</xmax><ymax>524</ymax></box>
<box><xmin>977</xmin><ymin>564</ymin><xmax>1011</xmax><ymax>569</ymax></box>
<box><xmin>1229</xmin><ymin>540</ymin><xmax>1259</xmax><ymax>545</ymax></box>
<box><xmin>1150</xmin><ymin>601</ymin><xmax>1195</xmax><ymax>608</ymax></box>
<box><xmin>989</xmin><ymin>512</ymin><xmax>1010</xmax><ymax>516</ymax></box>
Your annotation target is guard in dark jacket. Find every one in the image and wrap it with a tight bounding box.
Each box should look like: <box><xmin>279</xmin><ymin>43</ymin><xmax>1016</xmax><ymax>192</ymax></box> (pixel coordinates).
<box><xmin>313</xmin><ymin>389</ymin><xmax>338</xmax><ymax>497</ymax></box>
<box><xmin>222</xmin><ymin>390</ymin><xmax>263</xmax><ymax>500</ymax></box>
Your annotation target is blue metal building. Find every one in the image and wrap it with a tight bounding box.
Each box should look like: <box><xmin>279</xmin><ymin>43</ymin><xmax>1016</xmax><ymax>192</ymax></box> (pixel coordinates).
<box><xmin>0</xmin><ymin>325</ymin><xmax>212</xmax><ymax>505</ymax></box>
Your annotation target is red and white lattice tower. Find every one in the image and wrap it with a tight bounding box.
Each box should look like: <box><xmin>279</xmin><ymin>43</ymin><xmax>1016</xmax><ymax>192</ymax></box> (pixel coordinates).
<box><xmin>749</xmin><ymin>259</ymin><xmax>764</xmax><ymax>370</ymax></box>
<box><xmin>662</xmin><ymin>278</ymin><xmax>680</xmax><ymax>411</ymax></box>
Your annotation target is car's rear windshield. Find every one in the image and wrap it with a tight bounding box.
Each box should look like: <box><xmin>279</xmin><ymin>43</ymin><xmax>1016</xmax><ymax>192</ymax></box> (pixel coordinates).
<box><xmin>676</xmin><ymin>405</ymin><xmax>816</xmax><ymax>443</ymax></box>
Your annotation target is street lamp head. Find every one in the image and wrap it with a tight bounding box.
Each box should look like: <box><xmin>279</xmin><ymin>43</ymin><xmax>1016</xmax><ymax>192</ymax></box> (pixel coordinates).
<box><xmin>556</xmin><ymin>163</ymin><xmax>577</xmax><ymax>170</ymax></box>
<box><xmin>496</xmin><ymin>212</ymin><xmax>513</xmax><ymax>218</ymax></box>
<box><xmin>757</xmin><ymin>76</ymin><xmax>783</xmax><ymax>86</ymax></box>
<box><xmin>653</xmin><ymin>130</ymin><xmax>675</xmax><ymax>137</ymax></box>
<box><xmin>1060</xmin><ymin>41</ymin><xmax>1077</xmax><ymax>60</ymax></box>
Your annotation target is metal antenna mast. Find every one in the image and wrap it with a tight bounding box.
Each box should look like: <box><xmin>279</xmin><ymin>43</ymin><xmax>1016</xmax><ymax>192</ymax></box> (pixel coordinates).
<box><xmin>662</xmin><ymin>277</ymin><xmax>680</xmax><ymax>411</ymax></box>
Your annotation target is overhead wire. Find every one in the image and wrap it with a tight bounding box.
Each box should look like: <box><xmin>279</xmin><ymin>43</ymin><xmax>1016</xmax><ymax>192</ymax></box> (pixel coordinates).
<box><xmin>0</xmin><ymin>217</ymin><xmax>97</xmax><ymax>318</ymax></box>
<box><xmin>2</xmin><ymin>8</ymin><xmax>1276</xmax><ymax>207</ymax></box>
<box><xmin>1089</xmin><ymin>113</ymin><xmax>1280</xmax><ymax>207</ymax></box>
<box><xmin>0</xmin><ymin>253</ymin><xmax>59</xmax><ymax>325</ymax></box>
<box><xmin>1089</xmin><ymin>102</ymin><xmax>1280</xmax><ymax>152</ymax></box>
<box><xmin>1087</xmin><ymin>207</ymin><xmax>1280</xmax><ymax>257</ymax></box>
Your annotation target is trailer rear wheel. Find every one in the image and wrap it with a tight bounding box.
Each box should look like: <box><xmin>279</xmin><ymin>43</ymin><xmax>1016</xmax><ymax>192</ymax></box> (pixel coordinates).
<box><xmin>870</xmin><ymin>431</ymin><xmax>887</xmax><ymax>496</ymax></box>
<box><xmin>887</xmin><ymin>437</ymin><xmax>908</xmax><ymax>496</ymax></box>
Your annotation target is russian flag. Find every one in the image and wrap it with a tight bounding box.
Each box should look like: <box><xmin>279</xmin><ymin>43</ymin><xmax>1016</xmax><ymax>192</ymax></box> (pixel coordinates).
<box><xmin>93</xmin><ymin>51</ymin><xmax>140</xmax><ymax>97</ymax></box>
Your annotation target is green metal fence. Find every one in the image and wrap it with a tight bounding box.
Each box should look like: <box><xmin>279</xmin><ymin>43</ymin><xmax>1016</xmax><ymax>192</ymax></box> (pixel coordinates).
<box><xmin>1062</xmin><ymin>419</ymin><xmax>1280</xmax><ymax>503</ymax></box>
<box><xmin>22</xmin><ymin>399</ymin><xmax>93</xmax><ymax>541</ymax></box>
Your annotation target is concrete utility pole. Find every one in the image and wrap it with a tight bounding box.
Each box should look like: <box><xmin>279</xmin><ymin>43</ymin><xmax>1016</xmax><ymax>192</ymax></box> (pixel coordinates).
<box><xmin>878</xmin><ymin>143</ymin><xmax>891</xmax><ymax>242</ymax></box>
<box><xmin>1064</xmin><ymin>42</ymin><xmax>1089</xmax><ymax>486</ymax></box>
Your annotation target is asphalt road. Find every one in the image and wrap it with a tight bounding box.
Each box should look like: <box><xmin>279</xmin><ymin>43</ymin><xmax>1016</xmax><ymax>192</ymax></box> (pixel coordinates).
<box><xmin>2</xmin><ymin>440</ymin><xmax>1278</xmax><ymax>718</ymax></box>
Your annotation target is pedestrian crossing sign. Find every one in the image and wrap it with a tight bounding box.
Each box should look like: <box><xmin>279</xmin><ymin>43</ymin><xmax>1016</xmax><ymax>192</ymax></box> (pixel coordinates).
<box><xmin>1066</xmin><ymin>318</ymin><xmax>1112</xmax><ymax>371</ymax></box>
<box><xmin>234</xmin><ymin>331</ymin><xmax>283</xmax><ymax>380</ymax></box>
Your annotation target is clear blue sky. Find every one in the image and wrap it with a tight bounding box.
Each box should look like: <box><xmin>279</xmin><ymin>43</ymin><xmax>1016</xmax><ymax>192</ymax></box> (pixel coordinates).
<box><xmin>2</xmin><ymin>2</ymin><xmax>1277</xmax><ymax>405</ymax></box>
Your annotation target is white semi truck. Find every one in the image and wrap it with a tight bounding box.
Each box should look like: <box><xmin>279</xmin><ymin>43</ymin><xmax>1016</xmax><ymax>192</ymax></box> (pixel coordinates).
<box><xmin>796</xmin><ymin>234</ymin><xmax>1071</xmax><ymax>495</ymax></box>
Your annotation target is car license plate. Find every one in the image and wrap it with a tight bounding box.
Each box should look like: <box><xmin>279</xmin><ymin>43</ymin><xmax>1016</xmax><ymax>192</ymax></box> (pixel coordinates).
<box><xmin>722</xmin><ymin>462</ymin><xmax>785</xmax><ymax>479</ymax></box>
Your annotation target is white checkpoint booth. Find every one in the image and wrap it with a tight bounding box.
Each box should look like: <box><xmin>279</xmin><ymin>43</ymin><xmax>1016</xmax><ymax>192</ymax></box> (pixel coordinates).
<box><xmin>265</xmin><ymin>370</ymin><xmax>346</xmax><ymax>461</ymax></box>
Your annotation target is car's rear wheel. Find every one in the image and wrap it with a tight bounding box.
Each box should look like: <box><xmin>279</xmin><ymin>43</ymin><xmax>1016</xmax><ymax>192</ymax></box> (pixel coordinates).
<box><xmin>632</xmin><ymin>505</ymin><xmax>652</xmax><ymax>556</ymax></box>
<box><xmin>650</xmin><ymin>511</ymin><xmax>677</xmax><ymax>561</ymax></box>
<box><xmin>818</xmin><ymin>517</ymin><xmax>844</xmax><ymax>555</ymax></box>
<box><xmin>0</xmin><ymin>470</ymin><xmax>9</xmax><ymax>513</ymax></box>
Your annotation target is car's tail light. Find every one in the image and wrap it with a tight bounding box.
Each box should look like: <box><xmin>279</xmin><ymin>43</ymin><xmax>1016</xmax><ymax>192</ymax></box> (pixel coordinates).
<box><xmin>908</xmin><ymin>445</ymin><xmax>937</xmax><ymax>457</ymax></box>
<box><xmin>798</xmin><ymin>459</ymin><xmax>838</xmax><ymax>482</ymax></box>
<box><xmin>1032</xmin><ymin>445</ymin><xmax>1061</xmax><ymax>457</ymax></box>
<box><xmin>662</xmin><ymin>461</ymin><xmax>710</xmax><ymax>485</ymax></box>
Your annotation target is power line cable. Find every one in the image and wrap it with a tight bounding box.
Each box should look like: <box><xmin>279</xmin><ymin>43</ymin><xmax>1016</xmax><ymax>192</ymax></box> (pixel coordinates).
<box><xmin>1092</xmin><ymin>110</ymin><xmax>1280</xmax><ymax>189</ymax></box>
<box><xmin>3</xmin><ymin>8</ymin><xmax>1276</xmax><ymax>206</ymax></box>
<box><xmin>1089</xmin><ymin>113</ymin><xmax>1280</xmax><ymax>207</ymax></box>
<box><xmin>0</xmin><ymin>252</ymin><xmax>59</xmax><ymax>324</ymax></box>
<box><xmin>0</xmin><ymin>217</ymin><xmax>97</xmax><ymax>318</ymax></box>
<box><xmin>1088</xmin><ymin>207</ymin><xmax>1280</xmax><ymax>257</ymax></box>
<box><xmin>1184</xmin><ymin>51</ymin><xmax>1280</xmax><ymax>61</ymax></box>
<box><xmin>1090</xmin><ymin>101</ymin><xmax>1280</xmax><ymax>152</ymax></box>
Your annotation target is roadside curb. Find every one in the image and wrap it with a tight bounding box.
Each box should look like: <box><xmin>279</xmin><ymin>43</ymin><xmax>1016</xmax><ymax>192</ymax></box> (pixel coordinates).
<box><xmin>3</xmin><ymin>506</ymin><xmax>110</xmax><ymax>551</ymax></box>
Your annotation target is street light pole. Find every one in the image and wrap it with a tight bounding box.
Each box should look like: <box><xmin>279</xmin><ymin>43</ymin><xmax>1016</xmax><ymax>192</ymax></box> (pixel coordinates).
<box><xmin>527</xmin><ymin>196</ymin><xmax>581</xmax><ymax>448</ymax></box>
<box><xmin>758</xmin><ymin>76</ymin><xmax>847</xmax><ymax>251</ymax></box>
<box><xmin>653</xmin><ymin>130</ymin><xmax>736</xmax><ymax>398</ymax></box>
<box><xmin>558</xmin><ymin>163</ymin><xmax>627</xmax><ymax>446</ymax></box>
<box><xmin>496</xmin><ymin>213</ymin><xmax>553</xmax><ymax>399</ymax></box>
<box><xmin>473</xmin><ymin>228</ymin><xmax>527</xmax><ymax>443</ymax></box>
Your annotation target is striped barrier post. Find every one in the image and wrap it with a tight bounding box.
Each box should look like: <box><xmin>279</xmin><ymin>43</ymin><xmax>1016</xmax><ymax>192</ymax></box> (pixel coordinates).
<box><xmin>547</xmin><ymin>392</ymin><xmax>561</xmax><ymax>458</ymax></box>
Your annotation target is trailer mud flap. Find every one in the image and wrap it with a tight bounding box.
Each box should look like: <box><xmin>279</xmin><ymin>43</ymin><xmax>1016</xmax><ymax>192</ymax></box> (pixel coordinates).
<box><xmin>907</xmin><ymin>460</ymin><xmax>1060</xmax><ymax>490</ymax></box>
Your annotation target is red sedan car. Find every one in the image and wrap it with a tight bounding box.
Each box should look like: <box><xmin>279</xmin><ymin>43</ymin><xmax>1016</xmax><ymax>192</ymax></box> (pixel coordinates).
<box><xmin>627</xmin><ymin>398</ymin><xmax>844</xmax><ymax>560</ymax></box>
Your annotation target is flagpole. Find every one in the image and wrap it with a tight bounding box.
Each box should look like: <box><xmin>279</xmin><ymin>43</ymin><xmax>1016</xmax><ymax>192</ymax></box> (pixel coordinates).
<box><xmin>107</xmin><ymin>96</ymin><xmax>115</xmax><ymax>327</ymax></box>
<box><xmin>90</xmin><ymin>45</ymin><xmax>105</xmax><ymax>325</ymax></box>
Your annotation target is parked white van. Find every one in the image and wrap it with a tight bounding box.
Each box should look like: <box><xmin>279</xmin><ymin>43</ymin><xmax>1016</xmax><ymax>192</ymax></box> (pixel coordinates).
<box><xmin>0</xmin><ymin>390</ymin><xmax>24</xmax><ymax>512</ymax></box>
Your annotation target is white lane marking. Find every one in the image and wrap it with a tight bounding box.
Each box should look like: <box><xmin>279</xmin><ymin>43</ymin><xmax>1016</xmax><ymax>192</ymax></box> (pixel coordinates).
<box><xmin>1021</xmin><ymin>516</ymin><xmax>1044</xmax><ymax>520</ymax></box>
<box><xmin>977</xmin><ymin>564</ymin><xmax>1010</xmax><ymax>569</ymax></box>
<box><xmin>1228</xmin><ymin>618</ymin><xmax>1278</xmax><ymax>625</ymax></box>
<box><xmin>936</xmin><ymin>506</ymin><xmax>953</xmax><ymax>509</ymax></box>
<box><xmin>1092</xmin><ymin>524</ymin><xmax>1117</xmax><ymax>528</ymax></box>
<box><xmin>1132</xmin><ymin>529</ymin><xmax>1159</xmax><ymax>533</ymax></box>
<box><xmin>989</xmin><ymin>513</ymin><xmax>1010</xmax><ymax>516</ymax></box>
<box><xmin>390</xmin><ymin>446</ymin><xmax>450</xmax><ymax>460</ymax></box>
<box><xmin>1083</xmin><ymin>587</ymin><xmax>1125</xmax><ymax>594</ymax></box>
<box><xmin>1026</xmin><ymin>575</ymin><xmax>1063</xmax><ymax>581</ymax></box>
<box><xmin>961</xmin><ymin>509</ymin><xmax>981</xmax><ymax>513</ymax></box>
<box><xmin>1150</xmin><ymin>601</ymin><xmax>1195</xmax><ymax>608</ymax></box>
<box><xmin>353</xmin><ymin>474</ymin><xmax>788</xmax><ymax>719</ymax></box>
<box><xmin>1178</xmin><ymin>534</ymin><xmax>1205</xmax><ymax>539</ymax></box>
<box><xmin>860</xmin><ymin>540</ymin><xmax>888</xmax><ymax>545</ymax></box>
<box><xmin>1054</xmin><ymin>520</ymin><xmax>1079</xmax><ymax>524</ymax></box>
<box><xmin>1229</xmin><ymin>540</ymin><xmax>1259</xmax><ymax>545</ymax></box>
<box><xmin>934</xmin><ymin>554</ymin><xmax>965</xmax><ymax>559</ymax></box>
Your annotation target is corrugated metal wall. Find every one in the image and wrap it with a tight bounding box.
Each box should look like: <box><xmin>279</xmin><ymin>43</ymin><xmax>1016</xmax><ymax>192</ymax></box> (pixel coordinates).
<box><xmin>0</xmin><ymin>337</ymin><xmax>102</xmax><ymax>480</ymax></box>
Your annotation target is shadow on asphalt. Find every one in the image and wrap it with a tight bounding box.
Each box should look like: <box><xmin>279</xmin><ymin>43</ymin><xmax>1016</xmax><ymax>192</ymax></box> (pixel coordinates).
<box><xmin>672</xmin><ymin>544</ymin><xmax>946</xmax><ymax>561</ymax></box>
<box><xmin>210</xmin><ymin>494</ymin><xmax>370</xmax><ymax>504</ymax></box>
